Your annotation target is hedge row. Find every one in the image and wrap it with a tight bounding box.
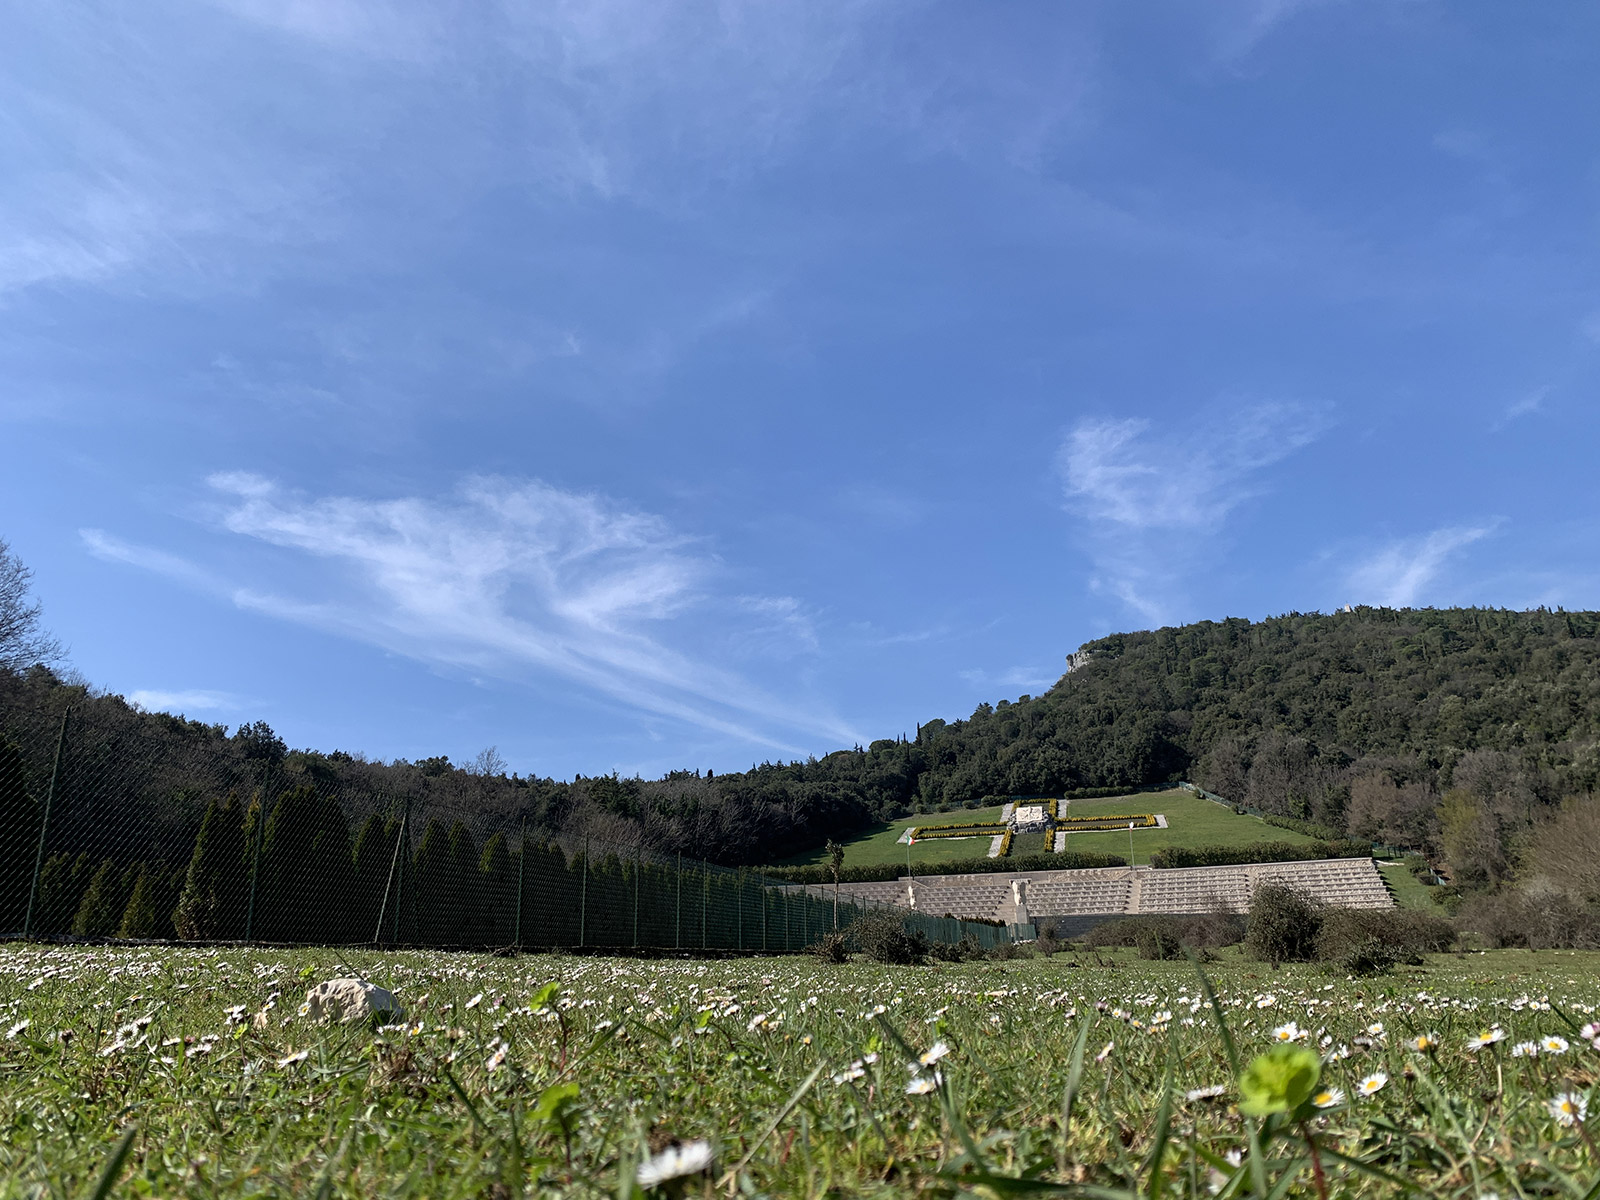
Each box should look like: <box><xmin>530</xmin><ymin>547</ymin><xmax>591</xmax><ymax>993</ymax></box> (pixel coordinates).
<box><xmin>764</xmin><ymin>850</ymin><xmax>1128</xmax><ymax>885</ymax></box>
<box><xmin>1147</xmin><ymin>840</ymin><xmax>1372</xmax><ymax>870</ymax></box>
<box><xmin>1259</xmin><ymin>813</ymin><xmax>1347</xmax><ymax>842</ymax></box>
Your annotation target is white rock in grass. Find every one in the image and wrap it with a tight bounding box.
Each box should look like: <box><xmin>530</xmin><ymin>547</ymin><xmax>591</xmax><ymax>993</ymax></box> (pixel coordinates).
<box><xmin>301</xmin><ymin>978</ymin><xmax>405</xmax><ymax>1026</ymax></box>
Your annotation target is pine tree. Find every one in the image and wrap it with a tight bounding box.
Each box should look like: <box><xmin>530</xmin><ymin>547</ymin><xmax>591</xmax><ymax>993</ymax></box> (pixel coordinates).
<box><xmin>118</xmin><ymin>863</ymin><xmax>160</xmax><ymax>938</ymax></box>
<box><xmin>0</xmin><ymin>738</ymin><xmax>38</xmax><ymax>935</ymax></box>
<box><xmin>174</xmin><ymin>796</ymin><xmax>248</xmax><ymax>940</ymax></box>
<box><xmin>72</xmin><ymin>858</ymin><xmax>124</xmax><ymax>938</ymax></box>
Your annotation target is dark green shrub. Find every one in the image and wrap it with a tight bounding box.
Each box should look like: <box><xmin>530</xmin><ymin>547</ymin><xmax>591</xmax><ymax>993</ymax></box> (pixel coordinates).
<box><xmin>1245</xmin><ymin>884</ymin><xmax>1324</xmax><ymax>964</ymax></box>
<box><xmin>1337</xmin><ymin>937</ymin><xmax>1398</xmax><ymax>977</ymax></box>
<box><xmin>807</xmin><ymin>930</ymin><xmax>850</xmax><ymax>964</ymax></box>
<box><xmin>928</xmin><ymin>934</ymin><xmax>984</xmax><ymax>962</ymax></box>
<box><xmin>1316</xmin><ymin>907</ymin><xmax>1455</xmax><ymax>964</ymax></box>
<box><xmin>849</xmin><ymin>911</ymin><xmax>929</xmax><ymax>965</ymax></box>
<box><xmin>1085</xmin><ymin>912</ymin><xmax>1244</xmax><ymax>955</ymax></box>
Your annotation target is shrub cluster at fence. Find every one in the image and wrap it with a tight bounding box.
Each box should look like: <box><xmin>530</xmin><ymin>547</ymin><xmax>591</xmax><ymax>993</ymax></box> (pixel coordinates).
<box><xmin>1082</xmin><ymin>888</ymin><xmax>1455</xmax><ymax>970</ymax></box>
<box><xmin>1146</xmin><ymin>839</ymin><xmax>1371</xmax><ymax>869</ymax></box>
<box><xmin>0</xmin><ymin>713</ymin><xmax>1006</xmax><ymax>954</ymax></box>
<box><xmin>763</xmin><ymin>849</ymin><xmax>1127</xmax><ymax>886</ymax></box>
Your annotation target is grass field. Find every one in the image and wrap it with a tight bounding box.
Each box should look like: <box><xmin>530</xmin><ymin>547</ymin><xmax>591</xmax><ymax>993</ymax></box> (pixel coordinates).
<box><xmin>776</xmin><ymin>790</ymin><xmax>1320</xmax><ymax>869</ymax></box>
<box><xmin>4</xmin><ymin>942</ymin><xmax>1600</xmax><ymax>1196</ymax></box>
<box><xmin>1377</xmin><ymin>860</ymin><xmax>1444</xmax><ymax>911</ymax></box>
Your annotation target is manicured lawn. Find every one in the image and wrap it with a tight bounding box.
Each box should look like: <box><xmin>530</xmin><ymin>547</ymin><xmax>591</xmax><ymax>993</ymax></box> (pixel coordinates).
<box><xmin>1378</xmin><ymin>859</ymin><xmax>1445</xmax><ymax>910</ymax></box>
<box><xmin>772</xmin><ymin>790</ymin><xmax>1321</xmax><ymax>870</ymax></box>
<box><xmin>1049</xmin><ymin>791</ymin><xmax>1320</xmax><ymax>865</ymax></box>
<box><xmin>775</xmin><ymin>803</ymin><xmax>1009</xmax><ymax>868</ymax></box>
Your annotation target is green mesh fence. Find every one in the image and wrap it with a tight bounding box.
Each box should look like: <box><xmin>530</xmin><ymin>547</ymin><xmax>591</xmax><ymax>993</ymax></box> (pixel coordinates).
<box><xmin>0</xmin><ymin>703</ymin><xmax>1008</xmax><ymax>954</ymax></box>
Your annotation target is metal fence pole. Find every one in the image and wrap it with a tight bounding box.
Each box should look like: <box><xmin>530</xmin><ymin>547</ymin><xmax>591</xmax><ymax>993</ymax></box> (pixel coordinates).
<box><xmin>675</xmin><ymin>853</ymin><xmax>682</xmax><ymax>949</ymax></box>
<box><xmin>373</xmin><ymin>801</ymin><xmax>406</xmax><ymax>945</ymax></box>
<box><xmin>392</xmin><ymin>797</ymin><xmax>409</xmax><ymax>945</ymax></box>
<box><xmin>633</xmin><ymin>848</ymin><xmax>640</xmax><ymax>948</ymax></box>
<box><xmin>514</xmin><ymin>817</ymin><xmax>526</xmax><ymax>950</ymax></box>
<box><xmin>761</xmin><ymin>877</ymin><xmax>767</xmax><ymax>951</ymax></box>
<box><xmin>22</xmin><ymin>707</ymin><xmax>70</xmax><ymax>940</ymax></box>
<box><xmin>701</xmin><ymin>867</ymin><xmax>707</xmax><ymax>950</ymax></box>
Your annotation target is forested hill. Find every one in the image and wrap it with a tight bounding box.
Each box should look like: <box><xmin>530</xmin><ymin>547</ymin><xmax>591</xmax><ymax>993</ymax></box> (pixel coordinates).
<box><xmin>3</xmin><ymin>607</ymin><xmax>1599</xmax><ymax>867</ymax></box>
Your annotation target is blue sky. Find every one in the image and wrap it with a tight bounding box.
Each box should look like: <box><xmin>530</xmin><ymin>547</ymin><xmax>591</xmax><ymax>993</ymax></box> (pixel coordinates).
<box><xmin>4</xmin><ymin>1</ymin><xmax>1599</xmax><ymax>779</ymax></box>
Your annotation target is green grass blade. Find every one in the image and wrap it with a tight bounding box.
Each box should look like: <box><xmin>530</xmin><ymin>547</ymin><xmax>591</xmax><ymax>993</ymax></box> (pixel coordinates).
<box><xmin>82</xmin><ymin>1125</ymin><xmax>138</xmax><ymax>1200</ymax></box>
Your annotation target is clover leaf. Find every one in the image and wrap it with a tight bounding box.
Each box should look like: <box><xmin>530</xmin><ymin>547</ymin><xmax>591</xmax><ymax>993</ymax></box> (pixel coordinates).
<box><xmin>1238</xmin><ymin>1044</ymin><xmax>1321</xmax><ymax>1117</ymax></box>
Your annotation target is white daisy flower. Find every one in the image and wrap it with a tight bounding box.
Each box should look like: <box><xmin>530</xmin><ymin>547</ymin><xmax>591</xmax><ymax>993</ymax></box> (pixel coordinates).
<box><xmin>1466</xmin><ymin>1027</ymin><xmax>1506</xmax><ymax>1051</ymax></box>
<box><xmin>1271</xmin><ymin>1022</ymin><xmax>1304</xmax><ymax>1043</ymax></box>
<box><xmin>905</xmin><ymin>1073</ymin><xmax>940</xmax><ymax>1095</ymax></box>
<box><xmin>1185</xmin><ymin>1084</ymin><xmax>1226</xmax><ymax>1102</ymax></box>
<box><xmin>1542</xmin><ymin>1035</ymin><xmax>1570</xmax><ymax>1055</ymax></box>
<box><xmin>637</xmin><ymin>1140</ymin><xmax>713</xmax><ymax>1188</ymax></box>
<box><xmin>1358</xmin><ymin>1072</ymin><xmax>1387</xmax><ymax>1097</ymax></box>
<box><xmin>1512</xmin><ymin>1041</ymin><xmax>1539</xmax><ymax>1059</ymax></box>
<box><xmin>275</xmin><ymin>1049</ymin><xmax>309</xmax><ymax>1068</ymax></box>
<box><xmin>920</xmin><ymin>1041</ymin><xmax>951</xmax><ymax>1066</ymax></box>
<box><xmin>1548</xmin><ymin>1092</ymin><xmax>1588</xmax><ymax>1128</ymax></box>
<box><xmin>1312</xmin><ymin>1088</ymin><xmax>1344</xmax><ymax>1108</ymax></box>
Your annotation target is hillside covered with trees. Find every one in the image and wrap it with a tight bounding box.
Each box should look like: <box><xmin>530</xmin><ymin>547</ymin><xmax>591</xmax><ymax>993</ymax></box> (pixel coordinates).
<box><xmin>5</xmin><ymin>605</ymin><xmax>1599</xmax><ymax>877</ymax></box>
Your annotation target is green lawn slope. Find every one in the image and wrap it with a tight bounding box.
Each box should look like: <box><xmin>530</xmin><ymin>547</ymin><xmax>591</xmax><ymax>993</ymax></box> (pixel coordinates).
<box><xmin>771</xmin><ymin>789</ymin><xmax>1321</xmax><ymax>870</ymax></box>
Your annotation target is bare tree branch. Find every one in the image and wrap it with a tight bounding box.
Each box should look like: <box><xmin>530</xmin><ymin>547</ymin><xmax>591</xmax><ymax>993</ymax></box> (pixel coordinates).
<box><xmin>0</xmin><ymin>537</ymin><xmax>65</xmax><ymax>672</ymax></box>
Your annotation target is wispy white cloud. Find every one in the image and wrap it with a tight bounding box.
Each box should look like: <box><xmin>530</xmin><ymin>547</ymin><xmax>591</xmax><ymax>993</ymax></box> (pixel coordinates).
<box><xmin>128</xmin><ymin>688</ymin><xmax>240</xmax><ymax>714</ymax></box>
<box><xmin>1057</xmin><ymin>401</ymin><xmax>1329</xmax><ymax>621</ymax></box>
<box><xmin>90</xmin><ymin>474</ymin><xmax>856</xmax><ymax>752</ymax></box>
<box><xmin>1343</xmin><ymin>524</ymin><xmax>1495</xmax><ymax>608</ymax></box>
<box><xmin>1493</xmin><ymin>386</ymin><xmax>1547</xmax><ymax>429</ymax></box>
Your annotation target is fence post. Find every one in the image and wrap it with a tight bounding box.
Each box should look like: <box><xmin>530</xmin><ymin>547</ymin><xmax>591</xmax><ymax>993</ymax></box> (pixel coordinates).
<box><xmin>244</xmin><ymin>770</ymin><xmax>272</xmax><ymax>942</ymax></box>
<box><xmin>761</xmin><ymin>877</ymin><xmax>767</xmax><ymax>951</ymax></box>
<box><xmin>675</xmin><ymin>853</ymin><xmax>682</xmax><ymax>949</ymax></box>
<box><xmin>701</xmin><ymin>867</ymin><xmax>707</xmax><ymax>950</ymax></box>
<box><xmin>514</xmin><ymin>817</ymin><xmax>526</xmax><ymax>950</ymax></box>
<box><xmin>579</xmin><ymin>835</ymin><xmax>589</xmax><ymax>948</ymax></box>
<box><xmin>22</xmin><ymin>707</ymin><xmax>70</xmax><ymax>940</ymax></box>
<box><xmin>737</xmin><ymin>870</ymin><xmax>743</xmax><ymax>951</ymax></box>
<box><xmin>373</xmin><ymin>800</ymin><xmax>405</xmax><ymax>945</ymax></box>
<box><xmin>633</xmin><ymin>848</ymin><xmax>640</xmax><ymax>948</ymax></box>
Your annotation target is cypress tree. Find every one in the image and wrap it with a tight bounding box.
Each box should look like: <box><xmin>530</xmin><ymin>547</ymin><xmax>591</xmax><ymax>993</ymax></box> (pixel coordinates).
<box><xmin>447</xmin><ymin>821</ymin><xmax>481</xmax><ymax>945</ymax></box>
<box><xmin>117</xmin><ymin>863</ymin><xmax>160</xmax><ymax>938</ymax></box>
<box><xmin>0</xmin><ymin>739</ymin><xmax>38</xmax><ymax>936</ymax></box>
<box><xmin>411</xmin><ymin>819</ymin><xmax>452</xmax><ymax>945</ymax></box>
<box><xmin>72</xmin><ymin>858</ymin><xmax>124</xmax><ymax>938</ymax></box>
<box><xmin>350</xmin><ymin>813</ymin><xmax>391</xmax><ymax>943</ymax></box>
<box><xmin>34</xmin><ymin>852</ymin><xmax>90</xmax><ymax>936</ymax></box>
<box><xmin>174</xmin><ymin>796</ymin><xmax>248</xmax><ymax>940</ymax></box>
<box><xmin>309</xmin><ymin>795</ymin><xmax>354</xmax><ymax>942</ymax></box>
<box><xmin>256</xmin><ymin>784</ymin><xmax>321</xmax><ymax>941</ymax></box>
<box><xmin>479</xmin><ymin>832</ymin><xmax>513</xmax><ymax>945</ymax></box>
